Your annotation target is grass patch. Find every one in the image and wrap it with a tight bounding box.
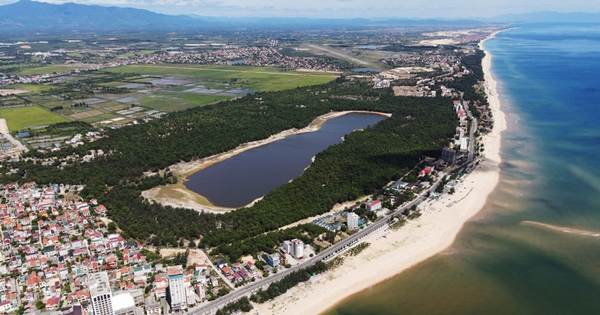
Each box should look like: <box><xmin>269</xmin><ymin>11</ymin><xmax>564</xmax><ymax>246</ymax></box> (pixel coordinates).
<box><xmin>0</xmin><ymin>63</ymin><xmax>31</xmax><ymax>70</ymax></box>
<box><xmin>129</xmin><ymin>77</ymin><xmax>155</xmax><ymax>83</ymax></box>
<box><xmin>260</xmin><ymin>75</ymin><xmax>336</xmax><ymax>91</ymax></box>
<box><xmin>0</xmin><ymin>106</ymin><xmax>69</xmax><ymax>130</ymax></box>
<box><xmin>139</xmin><ymin>94</ymin><xmax>232</xmax><ymax>112</ymax></box>
<box><xmin>18</xmin><ymin>65</ymin><xmax>81</xmax><ymax>76</ymax></box>
<box><xmin>8</xmin><ymin>84</ymin><xmax>53</xmax><ymax>93</ymax></box>
<box><xmin>98</xmin><ymin>81</ymin><xmax>128</xmax><ymax>87</ymax></box>
<box><xmin>105</xmin><ymin>64</ymin><xmax>337</xmax><ymax>92</ymax></box>
<box><xmin>35</xmin><ymin>100</ymin><xmax>69</xmax><ymax>110</ymax></box>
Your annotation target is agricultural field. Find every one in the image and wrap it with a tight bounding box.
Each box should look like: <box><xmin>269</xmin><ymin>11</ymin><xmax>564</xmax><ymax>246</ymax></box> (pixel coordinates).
<box><xmin>0</xmin><ymin>106</ymin><xmax>69</xmax><ymax>131</ymax></box>
<box><xmin>18</xmin><ymin>65</ymin><xmax>83</xmax><ymax>76</ymax></box>
<box><xmin>105</xmin><ymin>64</ymin><xmax>338</xmax><ymax>92</ymax></box>
<box><xmin>139</xmin><ymin>94</ymin><xmax>232</xmax><ymax>112</ymax></box>
<box><xmin>257</xmin><ymin>74</ymin><xmax>336</xmax><ymax>91</ymax></box>
<box><xmin>3</xmin><ymin>84</ymin><xmax>53</xmax><ymax>93</ymax></box>
<box><xmin>1</xmin><ymin>64</ymin><xmax>338</xmax><ymax>126</ymax></box>
<box><xmin>0</xmin><ymin>63</ymin><xmax>32</xmax><ymax>70</ymax></box>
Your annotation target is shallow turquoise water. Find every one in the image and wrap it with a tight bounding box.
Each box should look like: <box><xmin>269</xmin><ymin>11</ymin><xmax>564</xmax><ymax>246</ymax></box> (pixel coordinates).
<box><xmin>327</xmin><ymin>23</ymin><xmax>600</xmax><ymax>315</ymax></box>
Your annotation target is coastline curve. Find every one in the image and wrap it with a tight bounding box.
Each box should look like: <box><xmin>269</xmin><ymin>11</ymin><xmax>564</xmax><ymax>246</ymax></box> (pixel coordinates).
<box><xmin>250</xmin><ymin>30</ymin><xmax>509</xmax><ymax>315</ymax></box>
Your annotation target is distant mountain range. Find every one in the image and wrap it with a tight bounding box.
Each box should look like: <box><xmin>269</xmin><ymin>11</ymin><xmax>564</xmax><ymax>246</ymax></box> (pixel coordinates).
<box><xmin>0</xmin><ymin>0</ymin><xmax>598</xmax><ymax>33</ymax></box>
<box><xmin>0</xmin><ymin>0</ymin><xmax>488</xmax><ymax>32</ymax></box>
<box><xmin>0</xmin><ymin>0</ymin><xmax>202</xmax><ymax>31</ymax></box>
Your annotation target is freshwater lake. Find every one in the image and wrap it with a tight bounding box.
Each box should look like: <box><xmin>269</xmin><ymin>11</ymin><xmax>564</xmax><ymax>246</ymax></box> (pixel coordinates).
<box><xmin>184</xmin><ymin>113</ymin><xmax>387</xmax><ymax>208</ymax></box>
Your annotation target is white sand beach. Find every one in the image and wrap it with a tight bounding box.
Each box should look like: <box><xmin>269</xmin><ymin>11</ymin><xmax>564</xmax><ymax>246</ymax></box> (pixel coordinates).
<box><xmin>252</xmin><ymin>32</ymin><xmax>507</xmax><ymax>315</ymax></box>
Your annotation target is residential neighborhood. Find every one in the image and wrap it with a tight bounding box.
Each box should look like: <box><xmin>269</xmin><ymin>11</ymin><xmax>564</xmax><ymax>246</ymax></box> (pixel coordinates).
<box><xmin>0</xmin><ymin>46</ymin><xmax>342</xmax><ymax>88</ymax></box>
<box><xmin>0</xmin><ymin>182</ymin><xmax>235</xmax><ymax>315</ymax></box>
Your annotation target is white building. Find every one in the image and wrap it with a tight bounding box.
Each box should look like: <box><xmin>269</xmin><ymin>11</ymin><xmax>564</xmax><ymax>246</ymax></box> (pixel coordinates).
<box><xmin>347</xmin><ymin>212</ymin><xmax>359</xmax><ymax>230</ymax></box>
<box><xmin>291</xmin><ymin>239</ymin><xmax>304</xmax><ymax>259</ymax></box>
<box><xmin>89</xmin><ymin>271</ymin><xmax>114</xmax><ymax>315</ymax></box>
<box><xmin>0</xmin><ymin>301</ymin><xmax>12</xmax><ymax>313</ymax></box>
<box><xmin>460</xmin><ymin>137</ymin><xmax>468</xmax><ymax>152</ymax></box>
<box><xmin>267</xmin><ymin>254</ymin><xmax>280</xmax><ymax>267</ymax></box>
<box><xmin>195</xmin><ymin>283</ymin><xmax>206</xmax><ymax>301</ymax></box>
<box><xmin>167</xmin><ymin>266</ymin><xmax>186</xmax><ymax>311</ymax></box>
<box><xmin>366</xmin><ymin>200</ymin><xmax>382</xmax><ymax>212</ymax></box>
<box><xmin>145</xmin><ymin>296</ymin><xmax>161</xmax><ymax>315</ymax></box>
<box><xmin>112</xmin><ymin>292</ymin><xmax>135</xmax><ymax>315</ymax></box>
<box><xmin>282</xmin><ymin>240</ymin><xmax>292</xmax><ymax>253</ymax></box>
<box><xmin>186</xmin><ymin>286</ymin><xmax>200</xmax><ymax>306</ymax></box>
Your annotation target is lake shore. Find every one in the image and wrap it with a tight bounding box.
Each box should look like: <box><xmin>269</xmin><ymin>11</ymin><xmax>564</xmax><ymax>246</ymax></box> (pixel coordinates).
<box><xmin>141</xmin><ymin>110</ymin><xmax>392</xmax><ymax>213</ymax></box>
<box><xmin>251</xmin><ymin>31</ymin><xmax>507</xmax><ymax>315</ymax></box>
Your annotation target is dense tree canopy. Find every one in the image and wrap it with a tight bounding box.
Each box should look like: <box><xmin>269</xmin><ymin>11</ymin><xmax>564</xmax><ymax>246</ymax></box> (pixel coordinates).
<box><xmin>2</xmin><ymin>74</ymin><xmax>462</xmax><ymax>259</ymax></box>
<box><xmin>446</xmin><ymin>49</ymin><xmax>487</xmax><ymax>104</ymax></box>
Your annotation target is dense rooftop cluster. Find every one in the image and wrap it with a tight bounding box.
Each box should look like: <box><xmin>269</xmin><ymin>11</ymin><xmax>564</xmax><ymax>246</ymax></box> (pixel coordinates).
<box><xmin>382</xmin><ymin>53</ymin><xmax>460</xmax><ymax>69</ymax></box>
<box><xmin>151</xmin><ymin>47</ymin><xmax>342</xmax><ymax>71</ymax></box>
<box><xmin>0</xmin><ymin>182</ymin><xmax>238</xmax><ymax>314</ymax></box>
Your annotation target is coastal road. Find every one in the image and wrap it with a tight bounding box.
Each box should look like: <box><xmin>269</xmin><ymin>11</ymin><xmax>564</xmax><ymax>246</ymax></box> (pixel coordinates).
<box><xmin>461</xmin><ymin>95</ymin><xmax>477</xmax><ymax>163</ymax></box>
<box><xmin>0</xmin><ymin>118</ymin><xmax>29</xmax><ymax>153</ymax></box>
<box><xmin>186</xmin><ymin>95</ymin><xmax>467</xmax><ymax>315</ymax></box>
<box><xmin>186</xmin><ymin>182</ymin><xmax>440</xmax><ymax>315</ymax></box>
<box><xmin>468</xmin><ymin>116</ymin><xmax>477</xmax><ymax>163</ymax></box>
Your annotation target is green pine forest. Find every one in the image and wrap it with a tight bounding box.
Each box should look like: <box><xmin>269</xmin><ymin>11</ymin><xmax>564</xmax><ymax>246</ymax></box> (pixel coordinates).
<box><xmin>1</xmin><ymin>55</ymin><xmax>483</xmax><ymax>259</ymax></box>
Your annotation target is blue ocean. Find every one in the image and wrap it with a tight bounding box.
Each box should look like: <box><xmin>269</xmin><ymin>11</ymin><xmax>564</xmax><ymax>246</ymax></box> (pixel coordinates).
<box><xmin>328</xmin><ymin>23</ymin><xmax>600</xmax><ymax>315</ymax></box>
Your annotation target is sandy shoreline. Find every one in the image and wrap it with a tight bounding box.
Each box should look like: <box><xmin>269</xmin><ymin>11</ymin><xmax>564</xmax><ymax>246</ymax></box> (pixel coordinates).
<box><xmin>142</xmin><ymin>110</ymin><xmax>392</xmax><ymax>213</ymax></box>
<box><xmin>251</xmin><ymin>31</ymin><xmax>508</xmax><ymax>315</ymax></box>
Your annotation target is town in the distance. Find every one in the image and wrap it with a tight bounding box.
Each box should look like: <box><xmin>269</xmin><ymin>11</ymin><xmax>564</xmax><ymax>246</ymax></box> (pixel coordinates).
<box><xmin>0</xmin><ymin>1</ymin><xmax>504</xmax><ymax>315</ymax></box>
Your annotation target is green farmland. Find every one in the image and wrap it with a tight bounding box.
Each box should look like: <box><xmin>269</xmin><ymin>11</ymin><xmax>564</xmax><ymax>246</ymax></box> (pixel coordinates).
<box><xmin>139</xmin><ymin>94</ymin><xmax>233</xmax><ymax>112</ymax></box>
<box><xmin>0</xmin><ymin>106</ymin><xmax>69</xmax><ymax>130</ymax></box>
<box><xmin>105</xmin><ymin>64</ymin><xmax>338</xmax><ymax>92</ymax></box>
<box><xmin>18</xmin><ymin>65</ymin><xmax>82</xmax><ymax>76</ymax></box>
<box><xmin>0</xmin><ymin>64</ymin><xmax>339</xmax><ymax>126</ymax></box>
<box><xmin>7</xmin><ymin>84</ymin><xmax>53</xmax><ymax>93</ymax></box>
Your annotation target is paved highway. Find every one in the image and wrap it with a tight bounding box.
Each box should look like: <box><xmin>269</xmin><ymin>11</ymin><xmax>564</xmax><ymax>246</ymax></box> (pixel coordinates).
<box><xmin>460</xmin><ymin>94</ymin><xmax>477</xmax><ymax>163</ymax></box>
<box><xmin>0</xmin><ymin>118</ymin><xmax>29</xmax><ymax>153</ymax></box>
<box><xmin>186</xmin><ymin>182</ymin><xmax>440</xmax><ymax>315</ymax></box>
<box><xmin>187</xmin><ymin>98</ymin><xmax>477</xmax><ymax>314</ymax></box>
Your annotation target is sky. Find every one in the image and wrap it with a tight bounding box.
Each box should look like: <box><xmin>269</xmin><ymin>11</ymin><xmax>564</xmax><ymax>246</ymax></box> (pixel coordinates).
<box><xmin>2</xmin><ymin>0</ymin><xmax>600</xmax><ymax>19</ymax></box>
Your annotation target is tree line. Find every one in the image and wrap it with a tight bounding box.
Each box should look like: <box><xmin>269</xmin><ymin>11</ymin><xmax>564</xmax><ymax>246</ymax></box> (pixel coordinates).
<box><xmin>445</xmin><ymin>49</ymin><xmax>487</xmax><ymax>105</ymax></box>
<box><xmin>2</xmin><ymin>78</ymin><xmax>458</xmax><ymax>261</ymax></box>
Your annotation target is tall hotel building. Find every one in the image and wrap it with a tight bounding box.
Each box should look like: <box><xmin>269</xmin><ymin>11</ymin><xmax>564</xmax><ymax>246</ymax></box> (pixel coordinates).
<box><xmin>166</xmin><ymin>265</ymin><xmax>186</xmax><ymax>310</ymax></box>
<box><xmin>89</xmin><ymin>271</ymin><xmax>114</xmax><ymax>315</ymax></box>
<box><xmin>291</xmin><ymin>239</ymin><xmax>304</xmax><ymax>259</ymax></box>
